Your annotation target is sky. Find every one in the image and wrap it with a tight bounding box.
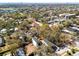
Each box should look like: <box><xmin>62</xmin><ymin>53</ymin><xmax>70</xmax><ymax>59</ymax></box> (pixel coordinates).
<box><xmin>0</xmin><ymin>0</ymin><xmax>79</xmax><ymax>3</ymax></box>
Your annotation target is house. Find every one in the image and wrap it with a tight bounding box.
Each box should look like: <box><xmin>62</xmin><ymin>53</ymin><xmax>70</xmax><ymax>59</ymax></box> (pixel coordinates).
<box><xmin>31</xmin><ymin>21</ymin><xmax>43</xmax><ymax>27</ymax></box>
<box><xmin>70</xmin><ymin>24</ymin><xmax>79</xmax><ymax>28</ymax></box>
<box><xmin>25</xmin><ymin>43</ymin><xmax>37</xmax><ymax>56</ymax></box>
<box><xmin>48</xmin><ymin>20</ymin><xmax>54</xmax><ymax>24</ymax></box>
<box><xmin>73</xmin><ymin>52</ymin><xmax>79</xmax><ymax>56</ymax></box>
<box><xmin>55</xmin><ymin>47</ymin><xmax>70</xmax><ymax>56</ymax></box>
<box><xmin>19</xmin><ymin>35</ymin><xmax>27</xmax><ymax>43</ymax></box>
<box><xmin>0</xmin><ymin>36</ymin><xmax>5</xmax><ymax>47</ymax></box>
<box><xmin>74</xmin><ymin>40</ymin><xmax>79</xmax><ymax>48</ymax></box>
<box><xmin>9</xmin><ymin>28</ymin><xmax>14</xmax><ymax>33</ymax></box>
<box><xmin>69</xmin><ymin>27</ymin><xmax>79</xmax><ymax>32</ymax></box>
<box><xmin>14</xmin><ymin>27</ymin><xmax>19</xmax><ymax>31</ymax></box>
<box><xmin>0</xmin><ymin>29</ymin><xmax>7</xmax><ymax>34</ymax></box>
<box><xmin>48</xmin><ymin>18</ymin><xmax>64</xmax><ymax>24</ymax></box>
<box><xmin>15</xmin><ymin>48</ymin><xmax>26</xmax><ymax>56</ymax></box>
<box><xmin>76</xmin><ymin>16</ymin><xmax>79</xmax><ymax>18</ymax></box>
<box><xmin>59</xmin><ymin>13</ymin><xmax>75</xmax><ymax>19</ymax></box>
<box><xmin>62</xmin><ymin>29</ymin><xmax>73</xmax><ymax>34</ymax></box>
<box><xmin>41</xmin><ymin>39</ymin><xmax>59</xmax><ymax>52</ymax></box>
<box><xmin>32</xmin><ymin>37</ymin><xmax>41</xmax><ymax>48</ymax></box>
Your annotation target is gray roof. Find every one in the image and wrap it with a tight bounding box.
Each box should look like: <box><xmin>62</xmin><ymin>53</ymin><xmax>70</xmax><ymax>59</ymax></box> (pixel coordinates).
<box><xmin>15</xmin><ymin>48</ymin><xmax>25</xmax><ymax>56</ymax></box>
<box><xmin>0</xmin><ymin>37</ymin><xmax>4</xmax><ymax>47</ymax></box>
<box><xmin>0</xmin><ymin>37</ymin><xmax>3</xmax><ymax>44</ymax></box>
<box><xmin>42</xmin><ymin>39</ymin><xmax>59</xmax><ymax>51</ymax></box>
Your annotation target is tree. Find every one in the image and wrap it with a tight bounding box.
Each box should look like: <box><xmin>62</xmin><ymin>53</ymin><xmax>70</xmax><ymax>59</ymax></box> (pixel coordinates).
<box><xmin>38</xmin><ymin>24</ymin><xmax>51</xmax><ymax>39</ymax></box>
<box><xmin>59</xmin><ymin>33</ymin><xmax>73</xmax><ymax>45</ymax></box>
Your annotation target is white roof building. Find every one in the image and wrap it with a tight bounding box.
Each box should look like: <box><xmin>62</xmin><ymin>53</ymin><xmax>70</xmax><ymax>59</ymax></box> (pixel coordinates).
<box><xmin>0</xmin><ymin>29</ymin><xmax>7</xmax><ymax>33</ymax></box>
<box><xmin>32</xmin><ymin>37</ymin><xmax>40</xmax><ymax>48</ymax></box>
<box><xmin>59</xmin><ymin>13</ymin><xmax>75</xmax><ymax>19</ymax></box>
<box><xmin>70</xmin><ymin>27</ymin><xmax>79</xmax><ymax>32</ymax></box>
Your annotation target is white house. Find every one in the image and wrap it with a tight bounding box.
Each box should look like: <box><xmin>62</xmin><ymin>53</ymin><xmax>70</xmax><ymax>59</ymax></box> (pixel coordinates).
<box><xmin>0</xmin><ymin>29</ymin><xmax>7</xmax><ymax>33</ymax></box>
<box><xmin>59</xmin><ymin>13</ymin><xmax>75</xmax><ymax>19</ymax></box>
<box><xmin>32</xmin><ymin>37</ymin><xmax>41</xmax><ymax>48</ymax></box>
<box><xmin>70</xmin><ymin>27</ymin><xmax>79</xmax><ymax>32</ymax></box>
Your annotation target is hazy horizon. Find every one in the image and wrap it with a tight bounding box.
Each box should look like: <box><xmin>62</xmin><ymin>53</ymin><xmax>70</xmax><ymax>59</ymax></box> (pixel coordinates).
<box><xmin>0</xmin><ymin>0</ymin><xmax>78</xmax><ymax>3</ymax></box>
